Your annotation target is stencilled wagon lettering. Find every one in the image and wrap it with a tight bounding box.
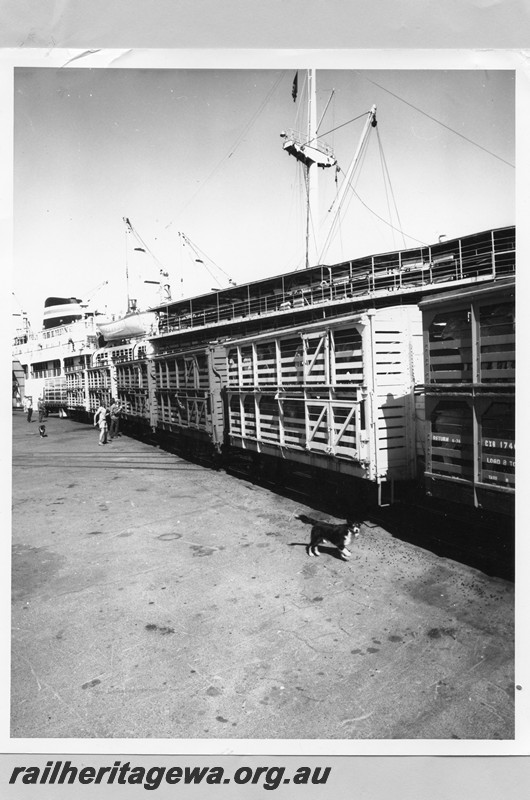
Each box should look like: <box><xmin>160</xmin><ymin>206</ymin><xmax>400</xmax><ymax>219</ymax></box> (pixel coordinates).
<box><xmin>480</xmin><ymin>438</ymin><xmax>515</xmax><ymax>487</ymax></box>
<box><xmin>482</xmin><ymin>439</ymin><xmax>515</xmax><ymax>450</ymax></box>
<box><xmin>432</xmin><ymin>434</ymin><xmax>462</xmax><ymax>444</ymax></box>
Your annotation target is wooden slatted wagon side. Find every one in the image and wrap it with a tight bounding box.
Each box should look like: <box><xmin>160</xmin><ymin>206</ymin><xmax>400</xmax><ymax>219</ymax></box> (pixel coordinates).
<box><xmin>419</xmin><ymin>276</ymin><xmax>515</xmax><ymax>514</ymax></box>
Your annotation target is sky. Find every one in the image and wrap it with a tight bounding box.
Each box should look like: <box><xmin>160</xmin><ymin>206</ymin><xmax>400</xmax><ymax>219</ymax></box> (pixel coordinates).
<box><xmin>12</xmin><ymin>66</ymin><xmax>515</xmax><ymax>328</ymax></box>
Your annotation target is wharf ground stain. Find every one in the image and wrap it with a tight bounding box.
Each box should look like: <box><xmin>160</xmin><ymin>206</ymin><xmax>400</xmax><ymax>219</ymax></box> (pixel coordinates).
<box><xmin>87</xmin><ymin>531</ymin><xmax>105</xmax><ymax>536</ymax></box>
<box><xmin>12</xmin><ymin>544</ymin><xmax>65</xmax><ymax>601</ymax></box>
<box><xmin>145</xmin><ymin>624</ymin><xmax>175</xmax><ymax>635</ymax></box>
<box><xmin>388</xmin><ymin>635</ymin><xmax>403</xmax><ymax>642</ymax></box>
<box><xmin>190</xmin><ymin>545</ymin><xmax>215</xmax><ymax>557</ymax></box>
<box><xmin>427</xmin><ymin>627</ymin><xmax>457</xmax><ymax>640</ymax></box>
<box><xmin>82</xmin><ymin>679</ymin><xmax>101</xmax><ymax>690</ymax></box>
<box><xmin>402</xmin><ymin>564</ymin><xmax>493</xmax><ymax>629</ymax></box>
<box><xmin>206</xmin><ymin>686</ymin><xmax>222</xmax><ymax>697</ymax></box>
<box><xmin>216</xmin><ymin>716</ymin><xmax>228</xmax><ymax>723</ymax></box>
<box><xmin>157</xmin><ymin>533</ymin><xmax>182</xmax><ymax>541</ymax></box>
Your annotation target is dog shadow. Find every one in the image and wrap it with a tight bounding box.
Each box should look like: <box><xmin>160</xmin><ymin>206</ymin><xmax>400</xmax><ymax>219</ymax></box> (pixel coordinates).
<box><xmin>288</xmin><ymin>542</ymin><xmax>351</xmax><ymax>561</ymax></box>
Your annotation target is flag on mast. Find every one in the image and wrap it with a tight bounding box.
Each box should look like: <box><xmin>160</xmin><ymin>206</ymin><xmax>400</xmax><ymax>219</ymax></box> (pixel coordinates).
<box><xmin>292</xmin><ymin>72</ymin><xmax>298</xmax><ymax>102</ymax></box>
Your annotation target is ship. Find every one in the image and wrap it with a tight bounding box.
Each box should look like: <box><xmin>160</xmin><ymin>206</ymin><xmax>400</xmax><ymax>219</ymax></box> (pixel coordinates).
<box><xmin>12</xmin><ymin>292</ymin><xmax>162</xmax><ymax>415</ymax></box>
<box><xmin>12</xmin><ymin>210</ymin><xmax>171</xmax><ymax>414</ymax></box>
<box><xmin>12</xmin><ymin>296</ymin><xmax>103</xmax><ymax>413</ymax></box>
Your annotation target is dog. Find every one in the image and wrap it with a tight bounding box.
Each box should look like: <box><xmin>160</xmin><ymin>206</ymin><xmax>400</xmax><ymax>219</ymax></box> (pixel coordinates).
<box><xmin>307</xmin><ymin>519</ymin><xmax>361</xmax><ymax>560</ymax></box>
<box><xmin>39</xmin><ymin>425</ymin><xmax>47</xmax><ymax>438</ymax></box>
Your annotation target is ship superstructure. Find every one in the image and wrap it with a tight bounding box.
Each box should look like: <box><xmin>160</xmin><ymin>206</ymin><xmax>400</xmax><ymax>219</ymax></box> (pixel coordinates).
<box><xmin>12</xmin><ymin>296</ymin><xmax>101</xmax><ymax>411</ymax></box>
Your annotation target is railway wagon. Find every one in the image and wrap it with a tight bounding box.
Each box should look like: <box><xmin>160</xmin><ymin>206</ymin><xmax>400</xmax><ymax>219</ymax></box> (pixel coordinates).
<box><xmin>112</xmin><ymin>343</ymin><xmax>153</xmax><ymax>436</ymax></box>
<box><xmin>419</xmin><ymin>277</ymin><xmax>515</xmax><ymax>514</ymax></box>
<box><xmin>224</xmin><ymin>304</ymin><xmax>424</xmax><ymax>504</ymax></box>
<box><xmin>85</xmin><ymin>348</ymin><xmax>115</xmax><ymax>414</ymax></box>
<box><xmin>64</xmin><ymin>354</ymin><xmax>92</xmax><ymax>417</ymax></box>
<box><xmin>81</xmin><ymin>342</ymin><xmax>153</xmax><ymax>433</ymax></box>
<box><xmin>151</xmin><ymin>342</ymin><xmax>227</xmax><ymax>459</ymax></box>
<box><xmin>42</xmin><ymin>377</ymin><xmax>67</xmax><ymax>412</ymax></box>
<box><xmin>53</xmin><ymin>225</ymin><xmax>514</xmax><ymax>511</ymax></box>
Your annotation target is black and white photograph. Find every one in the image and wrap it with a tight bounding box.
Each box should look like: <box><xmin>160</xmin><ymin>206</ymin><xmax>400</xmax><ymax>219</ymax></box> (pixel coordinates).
<box><xmin>8</xmin><ymin>56</ymin><xmax>520</xmax><ymax>749</ymax></box>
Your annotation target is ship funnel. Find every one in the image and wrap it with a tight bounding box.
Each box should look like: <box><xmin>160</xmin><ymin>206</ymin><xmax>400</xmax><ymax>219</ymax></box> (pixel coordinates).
<box><xmin>43</xmin><ymin>297</ymin><xmax>84</xmax><ymax>330</ymax></box>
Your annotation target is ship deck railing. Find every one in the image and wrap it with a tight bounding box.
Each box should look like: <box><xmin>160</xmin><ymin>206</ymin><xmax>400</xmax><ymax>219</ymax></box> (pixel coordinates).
<box><xmin>281</xmin><ymin>128</ymin><xmax>336</xmax><ymax>158</ymax></box>
<box><xmin>153</xmin><ymin>231</ymin><xmax>514</xmax><ymax>340</ymax></box>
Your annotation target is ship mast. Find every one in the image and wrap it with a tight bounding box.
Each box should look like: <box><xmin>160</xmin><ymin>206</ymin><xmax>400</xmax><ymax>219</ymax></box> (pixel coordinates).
<box><xmin>280</xmin><ymin>69</ymin><xmax>337</xmax><ymax>269</ymax></box>
<box><xmin>282</xmin><ymin>73</ymin><xmax>379</xmax><ymax>269</ymax></box>
<box><xmin>123</xmin><ymin>217</ymin><xmax>134</xmax><ymax>313</ymax></box>
<box><xmin>305</xmin><ymin>69</ymin><xmax>317</xmax><ymax>269</ymax></box>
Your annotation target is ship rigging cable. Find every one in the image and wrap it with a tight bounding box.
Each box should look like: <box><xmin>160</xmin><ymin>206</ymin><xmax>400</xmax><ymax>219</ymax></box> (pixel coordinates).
<box><xmin>177</xmin><ymin>72</ymin><xmax>286</xmax><ymax>219</ymax></box>
<box><xmin>355</xmin><ymin>72</ymin><xmax>514</xmax><ymax>169</ymax></box>
<box><xmin>319</xmin><ymin>126</ymin><xmax>430</xmax><ymax>262</ymax></box>
<box><xmin>378</xmin><ymin>133</ymin><xmax>396</xmax><ymax>250</ymax></box>
<box><xmin>178</xmin><ymin>232</ymin><xmax>235</xmax><ymax>289</ymax></box>
<box><xmin>322</xmin><ymin>129</ymin><xmax>374</xmax><ymax>260</ymax></box>
<box><xmin>318</xmin><ymin>118</ymin><xmax>375</xmax><ymax>262</ymax></box>
<box><xmin>375</xmin><ymin>126</ymin><xmax>407</xmax><ymax>250</ymax></box>
<box><xmin>349</xmin><ymin>187</ymin><xmax>430</xmax><ymax>247</ymax></box>
<box><xmin>306</xmin><ymin>111</ymin><xmax>371</xmax><ymax>148</ymax></box>
<box><xmin>124</xmin><ymin>218</ymin><xmax>169</xmax><ymax>274</ymax></box>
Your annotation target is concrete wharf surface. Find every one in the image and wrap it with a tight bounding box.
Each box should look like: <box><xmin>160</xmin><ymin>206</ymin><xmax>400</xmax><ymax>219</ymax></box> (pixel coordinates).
<box><xmin>11</xmin><ymin>410</ymin><xmax>514</xmax><ymax>740</ymax></box>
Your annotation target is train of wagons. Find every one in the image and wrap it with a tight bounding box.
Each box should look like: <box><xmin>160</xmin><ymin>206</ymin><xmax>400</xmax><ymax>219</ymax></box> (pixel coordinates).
<box><xmin>51</xmin><ymin>225</ymin><xmax>515</xmax><ymax>516</ymax></box>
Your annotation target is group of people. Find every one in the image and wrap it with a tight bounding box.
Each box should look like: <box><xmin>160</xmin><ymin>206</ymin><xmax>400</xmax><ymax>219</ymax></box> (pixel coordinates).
<box><xmin>24</xmin><ymin>397</ymin><xmax>47</xmax><ymax>423</ymax></box>
<box><xmin>94</xmin><ymin>398</ymin><xmax>122</xmax><ymax>445</ymax></box>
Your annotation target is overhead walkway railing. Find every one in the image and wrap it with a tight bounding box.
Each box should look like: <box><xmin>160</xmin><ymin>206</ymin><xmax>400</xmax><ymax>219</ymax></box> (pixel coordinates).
<box><xmin>152</xmin><ymin>227</ymin><xmax>515</xmax><ymax>338</ymax></box>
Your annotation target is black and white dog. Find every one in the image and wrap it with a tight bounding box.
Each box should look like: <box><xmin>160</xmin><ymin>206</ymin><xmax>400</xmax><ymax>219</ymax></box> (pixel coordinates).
<box><xmin>307</xmin><ymin>519</ymin><xmax>361</xmax><ymax>560</ymax></box>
